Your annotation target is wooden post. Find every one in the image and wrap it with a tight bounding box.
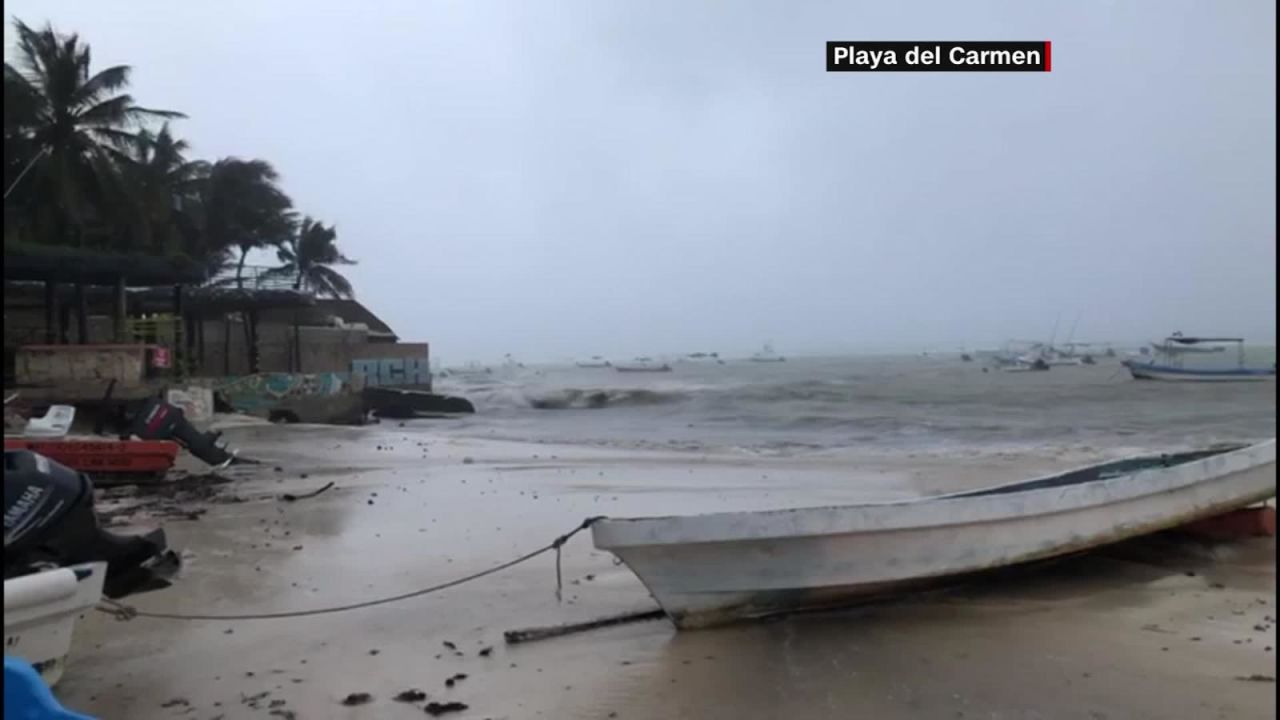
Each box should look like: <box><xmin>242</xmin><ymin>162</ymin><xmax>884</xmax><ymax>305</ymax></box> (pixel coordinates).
<box><xmin>292</xmin><ymin>309</ymin><xmax>303</xmax><ymax>373</ymax></box>
<box><xmin>113</xmin><ymin>275</ymin><xmax>128</xmax><ymax>343</ymax></box>
<box><xmin>58</xmin><ymin>302</ymin><xmax>71</xmax><ymax>345</ymax></box>
<box><xmin>172</xmin><ymin>284</ymin><xmax>185</xmax><ymax>377</ymax></box>
<box><xmin>222</xmin><ymin>315</ymin><xmax>232</xmax><ymax>375</ymax></box>
<box><xmin>74</xmin><ymin>283</ymin><xmax>88</xmax><ymax>344</ymax></box>
<box><xmin>197</xmin><ymin>316</ymin><xmax>207</xmax><ymax>374</ymax></box>
<box><xmin>247</xmin><ymin>309</ymin><xmax>261</xmax><ymax>373</ymax></box>
<box><xmin>44</xmin><ymin>280</ymin><xmax>57</xmax><ymax>344</ymax></box>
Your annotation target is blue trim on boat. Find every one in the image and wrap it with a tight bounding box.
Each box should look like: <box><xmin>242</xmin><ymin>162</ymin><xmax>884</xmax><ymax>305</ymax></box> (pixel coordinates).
<box><xmin>1123</xmin><ymin>361</ymin><xmax>1275</xmax><ymax>377</ymax></box>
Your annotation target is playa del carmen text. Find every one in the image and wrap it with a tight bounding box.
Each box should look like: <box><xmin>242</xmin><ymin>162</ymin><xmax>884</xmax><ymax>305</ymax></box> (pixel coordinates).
<box><xmin>826</xmin><ymin>41</ymin><xmax>1051</xmax><ymax>72</ymax></box>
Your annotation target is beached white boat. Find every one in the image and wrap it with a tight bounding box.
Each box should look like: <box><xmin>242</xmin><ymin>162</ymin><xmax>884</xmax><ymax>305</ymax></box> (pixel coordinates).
<box><xmin>593</xmin><ymin>440</ymin><xmax>1277</xmax><ymax>629</ymax></box>
<box><xmin>3</xmin><ymin>562</ymin><xmax>108</xmax><ymax>685</ymax></box>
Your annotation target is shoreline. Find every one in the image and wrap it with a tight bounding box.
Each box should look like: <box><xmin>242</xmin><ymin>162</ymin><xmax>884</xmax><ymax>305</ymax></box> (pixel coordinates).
<box><xmin>60</xmin><ymin>422</ymin><xmax>1277</xmax><ymax>719</ymax></box>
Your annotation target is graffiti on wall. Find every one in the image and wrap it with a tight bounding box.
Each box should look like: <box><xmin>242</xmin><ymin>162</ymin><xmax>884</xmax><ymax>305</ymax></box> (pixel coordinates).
<box><xmin>352</xmin><ymin>357</ymin><xmax>431</xmax><ymax>387</ymax></box>
<box><xmin>212</xmin><ymin>372</ymin><xmax>356</xmax><ymax>413</ymax></box>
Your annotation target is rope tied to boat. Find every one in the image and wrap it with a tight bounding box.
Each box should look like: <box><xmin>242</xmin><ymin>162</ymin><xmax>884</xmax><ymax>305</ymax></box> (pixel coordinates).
<box><xmin>97</xmin><ymin>516</ymin><xmax>606</xmax><ymax>622</ymax></box>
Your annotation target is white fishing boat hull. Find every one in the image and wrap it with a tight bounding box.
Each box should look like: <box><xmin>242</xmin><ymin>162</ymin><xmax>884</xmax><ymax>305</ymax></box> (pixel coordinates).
<box><xmin>1123</xmin><ymin>361</ymin><xmax>1276</xmax><ymax>382</ymax></box>
<box><xmin>3</xmin><ymin>562</ymin><xmax>108</xmax><ymax>685</ymax></box>
<box><xmin>593</xmin><ymin>441</ymin><xmax>1276</xmax><ymax>629</ymax></box>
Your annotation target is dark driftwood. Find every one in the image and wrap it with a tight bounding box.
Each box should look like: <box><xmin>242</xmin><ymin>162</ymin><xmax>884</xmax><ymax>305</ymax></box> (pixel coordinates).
<box><xmin>279</xmin><ymin>481</ymin><xmax>335</xmax><ymax>502</ymax></box>
<box><xmin>503</xmin><ymin>609</ymin><xmax>666</xmax><ymax>645</ymax></box>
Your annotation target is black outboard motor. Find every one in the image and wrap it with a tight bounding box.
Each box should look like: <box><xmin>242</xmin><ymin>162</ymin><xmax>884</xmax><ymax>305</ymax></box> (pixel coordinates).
<box><xmin>4</xmin><ymin>450</ymin><xmax>179</xmax><ymax>598</ymax></box>
<box><xmin>127</xmin><ymin>396</ymin><xmax>236</xmax><ymax>468</ymax></box>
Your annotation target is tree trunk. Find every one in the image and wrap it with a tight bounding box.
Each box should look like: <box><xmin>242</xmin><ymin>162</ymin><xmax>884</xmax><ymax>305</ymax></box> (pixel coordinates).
<box><xmin>235</xmin><ymin>246</ymin><xmax>249</xmax><ymax>289</ymax></box>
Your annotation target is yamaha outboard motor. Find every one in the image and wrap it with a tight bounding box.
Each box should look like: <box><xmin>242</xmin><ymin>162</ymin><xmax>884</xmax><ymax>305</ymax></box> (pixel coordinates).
<box><xmin>4</xmin><ymin>450</ymin><xmax>179</xmax><ymax>598</ymax></box>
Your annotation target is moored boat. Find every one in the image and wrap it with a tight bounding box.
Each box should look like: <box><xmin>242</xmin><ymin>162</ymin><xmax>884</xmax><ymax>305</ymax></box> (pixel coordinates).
<box><xmin>749</xmin><ymin>343</ymin><xmax>786</xmax><ymax>363</ymax></box>
<box><xmin>593</xmin><ymin>440</ymin><xmax>1277</xmax><ymax>629</ymax></box>
<box><xmin>1124</xmin><ymin>335</ymin><xmax>1275</xmax><ymax>382</ymax></box>
<box><xmin>615</xmin><ymin>358</ymin><xmax>672</xmax><ymax>373</ymax></box>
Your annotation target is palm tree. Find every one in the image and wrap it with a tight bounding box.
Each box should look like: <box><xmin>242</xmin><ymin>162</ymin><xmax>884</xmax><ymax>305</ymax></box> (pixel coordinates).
<box><xmin>3</xmin><ymin>20</ymin><xmax>183</xmax><ymax>247</ymax></box>
<box><xmin>114</xmin><ymin>124</ymin><xmax>210</xmax><ymax>255</ymax></box>
<box><xmin>270</xmin><ymin>216</ymin><xmax>357</xmax><ymax>297</ymax></box>
<box><xmin>200</xmin><ymin>158</ymin><xmax>295</xmax><ymax>287</ymax></box>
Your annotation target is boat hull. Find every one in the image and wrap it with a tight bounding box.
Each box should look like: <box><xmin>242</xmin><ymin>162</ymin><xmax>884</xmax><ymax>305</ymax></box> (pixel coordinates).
<box><xmin>1123</xmin><ymin>361</ymin><xmax>1276</xmax><ymax>382</ymax></box>
<box><xmin>593</xmin><ymin>441</ymin><xmax>1276</xmax><ymax>629</ymax></box>
<box><xmin>3</xmin><ymin>562</ymin><xmax>108</xmax><ymax>686</ymax></box>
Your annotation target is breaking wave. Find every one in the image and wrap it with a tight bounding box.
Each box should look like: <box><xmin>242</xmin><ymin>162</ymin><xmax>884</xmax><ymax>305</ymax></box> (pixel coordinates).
<box><xmin>526</xmin><ymin>388</ymin><xmax>690</xmax><ymax>410</ymax></box>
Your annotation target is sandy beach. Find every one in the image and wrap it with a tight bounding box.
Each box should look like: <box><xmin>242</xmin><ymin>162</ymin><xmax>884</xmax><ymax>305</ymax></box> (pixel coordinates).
<box><xmin>57</xmin><ymin>419</ymin><xmax>1276</xmax><ymax>720</ymax></box>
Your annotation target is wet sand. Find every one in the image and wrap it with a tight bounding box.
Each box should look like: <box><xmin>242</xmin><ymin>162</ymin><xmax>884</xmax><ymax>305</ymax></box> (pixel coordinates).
<box><xmin>61</xmin><ymin>422</ymin><xmax>1276</xmax><ymax>719</ymax></box>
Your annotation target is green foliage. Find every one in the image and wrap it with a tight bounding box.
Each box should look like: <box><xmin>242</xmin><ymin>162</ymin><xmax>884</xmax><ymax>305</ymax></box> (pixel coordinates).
<box><xmin>269</xmin><ymin>216</ymin><xmax>357</xmax><ymax>298</ymax></box>
<box><xmin>3</xmin><ymin>18</ymin><xmax>355</xmax><ymax>293</ymax></box>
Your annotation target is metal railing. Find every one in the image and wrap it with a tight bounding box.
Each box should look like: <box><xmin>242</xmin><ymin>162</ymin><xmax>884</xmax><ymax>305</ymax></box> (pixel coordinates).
<box><xmin>204</xmin><ymin>265</ymin><xmax>310</xmax><ymax>293</ymax></box>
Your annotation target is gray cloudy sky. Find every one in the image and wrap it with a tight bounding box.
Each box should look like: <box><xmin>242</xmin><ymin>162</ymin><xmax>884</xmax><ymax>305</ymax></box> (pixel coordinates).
<box><xmin>7</xmin><ymin>1</ymin><xmax>1276</xmax><ymax>362</ymax></box>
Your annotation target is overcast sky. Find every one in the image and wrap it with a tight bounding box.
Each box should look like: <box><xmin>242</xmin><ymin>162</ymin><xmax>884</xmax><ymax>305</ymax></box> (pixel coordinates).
<box><xmin>6</xmin><ymin>1</ymin><xmax>1275</xmax><ymax>362</ymax></box>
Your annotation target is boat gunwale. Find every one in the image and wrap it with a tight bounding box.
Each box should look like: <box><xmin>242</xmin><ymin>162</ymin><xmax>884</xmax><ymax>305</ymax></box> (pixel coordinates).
<box><xmin>592</xmin><ymin>440</ymin><xmax>1277</xmax><ymax>547</ymax></box>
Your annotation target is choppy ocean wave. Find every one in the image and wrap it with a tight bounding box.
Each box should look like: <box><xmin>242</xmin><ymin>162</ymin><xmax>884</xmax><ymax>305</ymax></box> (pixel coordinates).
<box><xmin>432</xmin><ymin>355</ymin><xmax>1276</xmax><ymax>453</ymax></box>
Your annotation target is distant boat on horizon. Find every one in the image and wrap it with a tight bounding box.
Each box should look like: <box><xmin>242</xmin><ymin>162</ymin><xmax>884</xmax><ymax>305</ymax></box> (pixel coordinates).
<box><xmin>615</xmin><ymin>358</ymin><xmax>672</xmax><ymax>373</ymax></box>
<box><xmin>749</xmin><ymin>343</ymin><xmax>786</xmax><ymax>363</ymax></box>
<box><xmin>576</xmin><ymin>356</ymin><xmax>612</xmax><ymax>369</ymax></box>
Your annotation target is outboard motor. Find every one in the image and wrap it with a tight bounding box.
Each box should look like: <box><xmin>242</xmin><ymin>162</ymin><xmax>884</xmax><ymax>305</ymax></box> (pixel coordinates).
<box><xmin>4</xmin><ymin>450</ymin><xmax>179</xmax><ymax>598</ymax></box>
<box><xmin>127</xmin><ymin>396</ymin><xmax>236</xmax><ymax>468</ymax></box>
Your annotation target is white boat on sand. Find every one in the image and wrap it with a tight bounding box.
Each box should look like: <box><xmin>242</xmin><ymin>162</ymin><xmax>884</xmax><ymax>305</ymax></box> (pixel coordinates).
<box><xmin>4</xmin><ymin>562</ymin><xmax>108</xmax><ymax>685</ymax></box>
<box><xmin>593</xmin><ymin>440</ymin><xmax>1276</xmax><ymax>629</ymax></box>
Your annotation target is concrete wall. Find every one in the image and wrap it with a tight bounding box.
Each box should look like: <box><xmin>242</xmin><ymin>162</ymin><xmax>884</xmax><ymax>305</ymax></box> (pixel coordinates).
<box><xmin>194</xmin><ymin>320</ymin><xmax>428</xmax><ymax>378</ymax></box>
<box><xmin>4</xmin><ymin>307</ymin><xmax>115</xmax><ymax>346</ymax></box>
<box><xmin>15</xmin><ymin>344</ymin><xmax>153</xmax><ymax>385</ymax></box>
<box><xmin>195</xmin><ymin>319</ymin><xmax>373</xmax><ymax>375</ymax></box>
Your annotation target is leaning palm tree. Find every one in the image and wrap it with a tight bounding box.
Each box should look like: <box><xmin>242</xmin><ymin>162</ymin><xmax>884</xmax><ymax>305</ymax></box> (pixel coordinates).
<box><xmin>117</xmin><ymin>124</ymin><xmax>210</xmax><ymax>254</ymax></box>
<box><xmin>270</xmin><ymin>216</ymin><xmax>357</xmax><ymax>298</ymax></box>
<box><xmin>3</xmin><ymin>19</ymin><xmax>184</xmax><ymax>247</ymax></box>
<box><xmin>200</xmin><ymin>158</ymin><xmax>295</xmax><ymax>288</ymax></box>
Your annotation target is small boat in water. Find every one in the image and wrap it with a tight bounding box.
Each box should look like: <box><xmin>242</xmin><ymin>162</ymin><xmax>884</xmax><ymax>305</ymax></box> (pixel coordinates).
<box><xmin>576</xmin><ymin>356</ymin><xmax>613</xmax><ymax>369</ymax></box>
<box><xmin>749</xmin><ymin>343</ymin><xmax>786</xmax><ymax>363</ymax></box>
<box><xmin>593</xmin><ymin>440</ymin><xmax>1277</xmax><ymax>629</ymax></box>
<box><xmin>1124</xmin><ymin>336</ymin><xmax>1275</xmax><ymax>382</ymax></box>
<box><xmin>615</xmin><ymin>358</ymin><xmax>672</xmax><ymax>373</ymax></box>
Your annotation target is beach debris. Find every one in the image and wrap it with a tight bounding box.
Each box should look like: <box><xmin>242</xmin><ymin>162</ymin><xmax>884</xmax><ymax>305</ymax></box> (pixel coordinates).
<box><xmin>96</xmin><ymin>471</ymin><xmax>238</xmax><ymax>525</ymax></box>
<box><xmin>269</xmin><ymin>710</ymin><xmax>297</xmax><ymax>720</ymax></box>
<box><xmin>444</xmin><ymin>673</ymin><xmax>468</xmax><ymax>687</ymax></box>
<box><xmin>341</xmin><ymin>692</ymin><xmax>374</xmax><ymax>706</ymax></box>
<box><xmin>504</xmin><ymin>608</ymin><xmax>666</xmax><ymax>645</ymax></box>
<box><xmin>280</xmin><ymin>481</ymin><xmax>335</xmax><ymax>502</ymax></box>
<box><xmin>1235</xmin><ymin>675</ymin><xmax>1275</xmax><ymax>683</ymax></box>
<box><xmin>160</xmin><ymin>698</ymin><xmax>190</xmax><ymax>708</ymax></box>
<box><xmin>425</xmin><ymin>701</ymin><xmax>469</xmax><ymax>716</ymax></box>
<box><xmin>477</xmin><ymin>646</ymin><xmax>494</xmax><ymax>657</ymax></box>
<box><xmin>394</xmin><ymin>689</ymin><xmax>428</xmax><ymax>703</ymax></box>
<box><xmin>442</xmin><ymin>641</ymin><xmax>457</xmax><ymax>650</ymax></box>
